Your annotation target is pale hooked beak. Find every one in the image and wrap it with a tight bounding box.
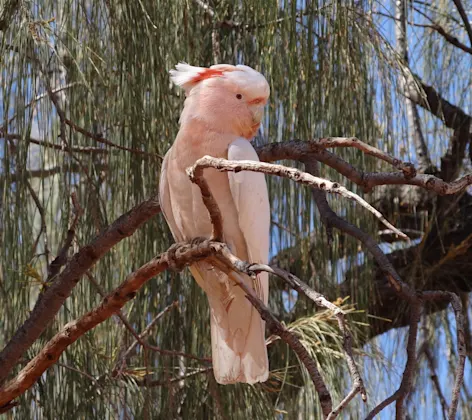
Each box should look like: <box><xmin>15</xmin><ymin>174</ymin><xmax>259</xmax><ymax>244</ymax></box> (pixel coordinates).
<box><xmin>251</xmin><ymin>105</ymin><xmax>264</xmax><ymax>125</ymax></box>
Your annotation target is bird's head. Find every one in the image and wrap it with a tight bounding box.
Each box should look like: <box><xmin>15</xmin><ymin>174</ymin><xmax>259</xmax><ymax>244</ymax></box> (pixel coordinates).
<box><xmin>170</xmin><ymin>63</ymin><xmax>270</xmax><ymax>140</ymax></box>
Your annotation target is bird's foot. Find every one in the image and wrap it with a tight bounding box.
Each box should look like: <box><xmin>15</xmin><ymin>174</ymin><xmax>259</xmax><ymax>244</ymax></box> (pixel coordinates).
<box><xmin>166</xmin><ymin>242</ymin><xmax>187</xmax><ymax>272</ymax></box>
<box><xmin>190</xmin><ymin>236</ymin><xmax>209</xmax><ymax>246</ymax></box>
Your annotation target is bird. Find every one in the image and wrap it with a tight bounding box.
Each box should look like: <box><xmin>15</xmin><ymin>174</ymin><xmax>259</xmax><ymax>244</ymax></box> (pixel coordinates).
<box><xmin>159</xmin><ymin>63</ymin><xmax>271</xmax><ymax>384</ymax></box>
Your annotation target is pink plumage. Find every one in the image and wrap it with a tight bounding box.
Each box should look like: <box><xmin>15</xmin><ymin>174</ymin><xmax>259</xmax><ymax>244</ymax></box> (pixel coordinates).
<box><xmin>159</xmin><ymin>63</ymin><xmax>271</xmax><ymax>384</ymax></box>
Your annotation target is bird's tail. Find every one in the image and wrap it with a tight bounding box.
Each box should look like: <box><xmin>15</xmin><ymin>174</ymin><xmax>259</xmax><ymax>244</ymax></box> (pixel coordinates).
<box><xmin>189</xmin><ymin>264</ymin><xmax>269</xmax><ymax>384</ymax></box>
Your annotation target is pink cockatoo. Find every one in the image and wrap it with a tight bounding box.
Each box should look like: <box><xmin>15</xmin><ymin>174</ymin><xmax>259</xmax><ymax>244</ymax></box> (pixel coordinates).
<box><xmin>159</xmin><ymin>63</ymin><xmax>271</xmax><ymax>384</ymax></box>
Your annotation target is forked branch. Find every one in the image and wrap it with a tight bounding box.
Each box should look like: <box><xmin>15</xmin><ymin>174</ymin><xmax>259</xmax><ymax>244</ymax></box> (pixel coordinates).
<box><xmin>187</xmin><ymin>156</ymin><xmax>409</xmax><ymax>240</ymax></box>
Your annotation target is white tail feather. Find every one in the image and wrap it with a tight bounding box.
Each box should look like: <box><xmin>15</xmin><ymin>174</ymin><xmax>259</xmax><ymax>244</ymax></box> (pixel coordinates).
<box><xmin>189</xmin><ymin>265</ymin><xmax>269</xmax><ymax>384</ymax></box>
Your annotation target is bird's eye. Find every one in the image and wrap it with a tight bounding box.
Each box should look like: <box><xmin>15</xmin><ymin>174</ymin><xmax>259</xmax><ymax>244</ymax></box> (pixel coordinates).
<box><xmin>236</xmin><ymin>94</ymin><xmax>242</xmax><ymax>100</ymax></box>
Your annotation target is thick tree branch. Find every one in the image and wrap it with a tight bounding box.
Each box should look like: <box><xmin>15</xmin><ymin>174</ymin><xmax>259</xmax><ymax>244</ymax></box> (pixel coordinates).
<box><xmin>0</xmin><ymin>239</ymin><xmax>353</xmax><ymax>418</ymax></box>
<box><xmin>0</xmin><ymin>240</ymin><xmax>218</xmax><ymax>408</ymax></box>
<box><xmin>407</xmin><ymin>78</ymin><xmax>472</xmax><ymax>134</ymax></box>
<box><xmin>452</xmin><ymin>0</ymin><xmax>472</xmax><ymax>47</ymax></box>
<box><xmin>0</xmin><ymin>195</ymin><xmax>161</xmax><ymax>385</ymax></box>
<box><xmin>255</xmin><ymin>140</ymin><xmax>472</xmax><ymax>194</ymax></box>
<box><xmin>187</xmin><ymin>156</ymin><xmax>409</xmax><ymax>240</ymax></box>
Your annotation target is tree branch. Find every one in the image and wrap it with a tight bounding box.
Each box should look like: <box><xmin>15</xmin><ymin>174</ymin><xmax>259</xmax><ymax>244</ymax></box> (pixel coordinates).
<box><xmin>366</xmin><ymin>303</ymin><xmax>422</xmax><ymax>419</ymax></box>
<box><xmin>3</xmin><ymin>133</ymin><xmax>110</xmax><ymax>155</ymax></box>
<box><xmin>301</xmin><ymin>159</ymin><xmax>466</xmax><ymax>417</ymax></box>
<box><xmin>415</xmin><ymin>22</ymin><xmax>472</xmax><ymax>55</ymax></box>
<box><xmin>113</xmin><ymin>300</ymin><xmax>179</xmax><ymax>372</ymax></box>
<box><xmin>247</xmin><ymin>262</ymin><xmax>367</xmax><ymax>417</ymax></box>
<box><xmin>1</xmin><ymin>138</ymin><xmax>470</xmax><ymax>417</ymax></box>
<box><xmin>0</xmin><ymin>240</ymin><xmax>219</xmax><ymax>408</ymax></box>
<box><xmin>46</xmin><ymin>192</ymin><xmax>82</xmax><ymax>282</ymax></box>
<box><xmin>210</xmin><ymin>252</ymin><xmax>333</xmax><ymax>418</ymax></box>
<box><xmin>187</xmin><ymin>156</ymin><xmax>409</xmax><ymax>240</ymax></box>
<box><xmin>255</xmin><ymin>140</ymin><xmax>472</xmax><ymax>194</ymax></box>
<box><xmin>0</xmin><ymin>194</ymin><xmax>161</xmax><ymax>385</ymax></box>
<box><xmin>1</xmin><ymin>163</ymin><xmax>109</xmax><ymax>183</ymax></box>
<box><xmin>421</xmin><ymin>344</ymin><xmax>449</xmax><ymax>417</ymax></box>
<box><xmin>407</xmin><ymin>77</ymin><xmax>472</xmax><ymax>134</ymax></box>
<box><xmin>63</xmin><ymin>118</ymin><xmax>162</xmax><ymax>160</ymax></box>
<box><xmin>452</xmin><ymin>0</ymin><xmax>472</xmax><ymax>47</ymax></box>
<box><xmin>26</xmin><ymin>180</ymin><xmax>50</xmax><ymax>264</ymax></box>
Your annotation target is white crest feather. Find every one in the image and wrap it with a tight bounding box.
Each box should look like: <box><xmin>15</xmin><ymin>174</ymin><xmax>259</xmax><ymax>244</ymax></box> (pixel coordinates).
<box><xmin>169</xmin><ymin>62</ymin><xmax>206</xmax><ymax>88</ymax></box>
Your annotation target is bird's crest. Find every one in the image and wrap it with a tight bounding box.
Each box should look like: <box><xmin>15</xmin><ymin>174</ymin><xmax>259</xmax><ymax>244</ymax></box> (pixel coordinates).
<box><xmin>170</xmin><ymin>62</ymin><xmax>270</xmax><ymax>100</ymax></box>
<box><xmin>170</xmin><ymin>63</ymin><xmax>230</xmax><ymax>92</ymax></box>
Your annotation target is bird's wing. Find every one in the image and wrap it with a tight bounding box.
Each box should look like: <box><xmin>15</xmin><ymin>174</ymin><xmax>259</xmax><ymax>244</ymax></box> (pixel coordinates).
<box><xmin>227</xmin><ymin>138</ymin><xmax>270</xmax><ymax>304</ymax></box>
<box><xmin>159</xmin><ymin>149</ymin><xmax>184</xmax><ymax>242</ymax></box>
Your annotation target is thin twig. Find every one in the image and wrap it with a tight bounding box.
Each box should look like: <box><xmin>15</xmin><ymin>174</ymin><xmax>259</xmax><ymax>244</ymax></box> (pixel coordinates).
<box><xmin>64</xmin><ymin>118</ymin><xmax>161</xmax><ymax>160</ymax></box>
<box><xmin>326</xmin><ymin>387</ymin><xmax>362</xmax><ymax>420</ymax></box>
<box><xmin>0</xmin><ymin>83</ymin><xmax>80</xmax><ymax>132</ymax></box>
<box><xmin>135</xmin><ymin>367</ymin><xmax>213</xmax><ymax>387</ymax></box>
<box><xmin>86</xmin><ymin>273</ymin><xmax>206</xmax><ymax>369</ymax></box>
<box><xmin>119</xmin><ymin>301</ymin><xmax>179</xmax><ymax>362</ymax></box>
<box><xmin>310</xmin><ymin>137</ymin><xmax>416</xmax><ymax>176</ymax></box>
<box><xmin>1</xmin><ymin>162</ymin><xmax>109</xmax><ymax>183</ymax></box>
<box><xmin>4</xmin><ymin>133</ymin><xmax>110</xmax><ymax>155</ymax></box>
<box><xmin>26</xmin><ymin>180</ymin><xmax>50</xmax><ymax>266</ymax></box>
<box><xmin>56</xmin><ymin>363</ymin><xmax>101</xmax><ymax>385</ymax></box>
<box><xmin>413</xmin><ymin>22</ymin><xmax>472</xmax><ymax>55</ymax></box>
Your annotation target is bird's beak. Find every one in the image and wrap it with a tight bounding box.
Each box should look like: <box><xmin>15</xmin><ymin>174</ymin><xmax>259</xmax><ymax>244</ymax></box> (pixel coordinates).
<box><xmin>251</xmin><ymin>105</ymin><xmax>264</xmax><ymax>125</ymax></box>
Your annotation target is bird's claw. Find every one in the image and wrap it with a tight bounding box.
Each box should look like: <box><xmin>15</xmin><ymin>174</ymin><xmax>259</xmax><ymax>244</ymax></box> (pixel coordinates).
<box><xmin>166</xmin><ymin>242</ymin><xmax>186</xmax><ymax>272</ymax></box>
<box><xmin>190</xmin><ymin>236</ymin><xmax>209</xmax><ymax>246</ymax></box>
